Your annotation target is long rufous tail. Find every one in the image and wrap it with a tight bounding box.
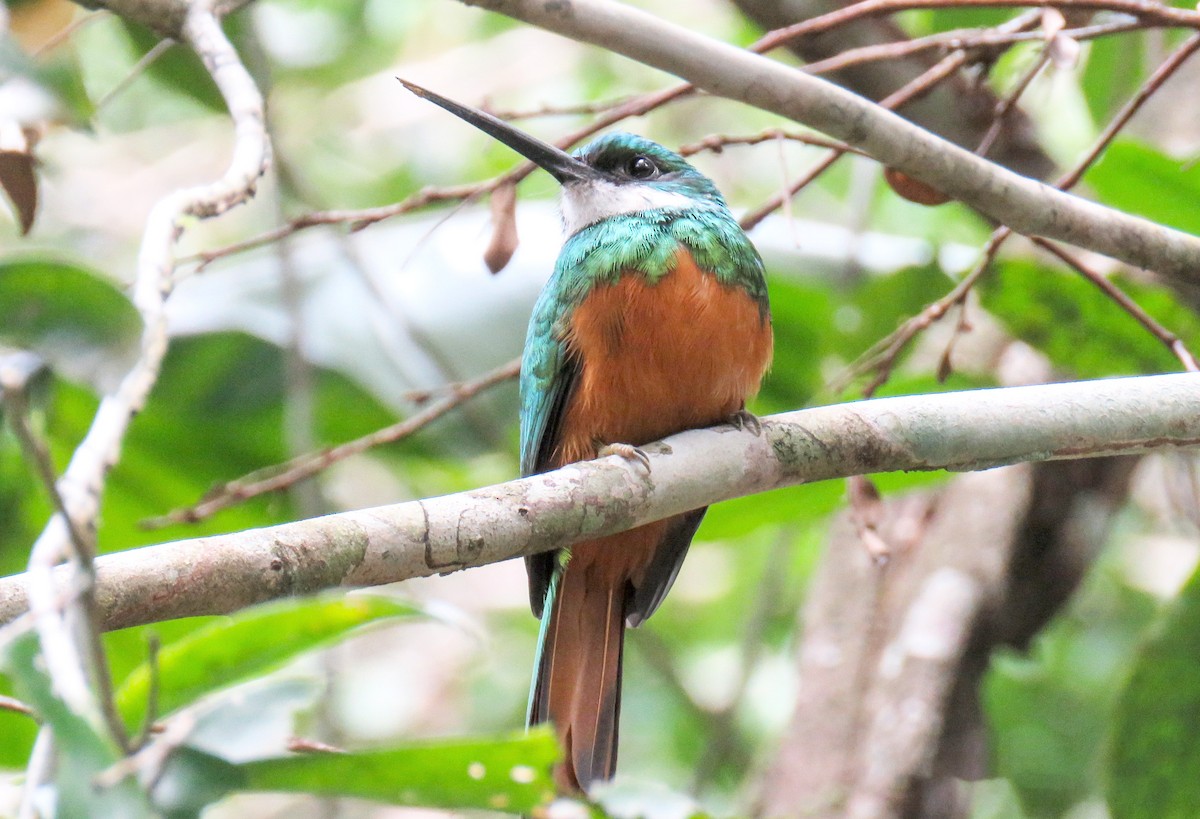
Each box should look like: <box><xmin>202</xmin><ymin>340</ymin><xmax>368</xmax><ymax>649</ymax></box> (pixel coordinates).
<box><xmin>528</xmin><ymin>553</ymin><xmax>626</xmax><ymax>793</ymax></box>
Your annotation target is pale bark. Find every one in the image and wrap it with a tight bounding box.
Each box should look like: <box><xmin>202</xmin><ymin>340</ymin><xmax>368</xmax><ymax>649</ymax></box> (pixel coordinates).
<box><xmin>457</xmin><ymin>0</ymin><xmax>1200</xmax><ymax>282</ymax></box>
<box><xmin>1</xmin><ymin>374</ymin><xmax>1196</xmax><ymax>632</ymax></box>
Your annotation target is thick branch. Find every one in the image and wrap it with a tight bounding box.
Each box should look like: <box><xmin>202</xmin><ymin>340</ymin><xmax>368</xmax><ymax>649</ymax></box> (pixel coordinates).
<box><xmin>0</xmin><ymin>374</ymin><xmax>1196</xmax><ymax>632</ymax></box>
<box><xmin>730</xmin><ymin>0</ymin><xmax>1055</xmax><ymax>180</ymax></box>
<box><xmin>456</xmin><ymin>0</ymin><xmax>1200</xmax><ymax>282</ymax></box>
<box><xmin>17</xmin><ymin>0</ymin><xmax>269</xmax><ymax>746</ymax></box>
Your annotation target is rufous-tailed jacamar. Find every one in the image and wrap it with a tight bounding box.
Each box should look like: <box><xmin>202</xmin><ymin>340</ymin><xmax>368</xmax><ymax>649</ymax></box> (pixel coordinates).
<box><xmin>403</xmin><ymin>80</ymin><xmax>773</xmax><ymax>792</ymax></box>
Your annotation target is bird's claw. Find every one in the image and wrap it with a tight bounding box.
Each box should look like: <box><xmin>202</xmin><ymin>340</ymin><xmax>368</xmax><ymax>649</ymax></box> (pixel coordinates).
<box><xmin>599</xmin><ymin>442</ymin><xmax>652</xmax><ymax>472</ymax></box>
<box><xmin>728</xmin><ymin>409</ymin><xmax>763</xmax><ymax>436</ymax></box>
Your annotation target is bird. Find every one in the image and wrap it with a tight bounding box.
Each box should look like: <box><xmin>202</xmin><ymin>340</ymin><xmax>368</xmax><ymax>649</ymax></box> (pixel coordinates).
<box><xmin>402</xmin><ymin>80</ymin><xmax>773</xmax><ymax>793</ymax></box>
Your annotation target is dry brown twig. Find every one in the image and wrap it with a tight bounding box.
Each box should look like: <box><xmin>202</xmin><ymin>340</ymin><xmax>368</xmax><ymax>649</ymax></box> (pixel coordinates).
<box><xmin>848</xmin><ymin>227</ymin><xmax>1011</xmax><ymax>397</ymax></box>
<box><xmin>187</xmin><ymin>2</ymin><xmax>1032</xmax><ymax>268</ymax></box>
<box><xmin>10</xmin><ymin>0</ymin><xmax>271</xmax><ymax>807</ymax></box>
<box><xmin>974</xmin><ymin>44</ymin><xmax>1050</xmax><ymax>158</ymax></box>
<box><xmin>760</xmin><ymin>0</ymin><xmax>1200</xmax><ymax>47</ymax></box>
<box><xmin>740</xmin><ymin>34</ymin><xmax>997</xmax><ymax>231</ymax></box>
<box><xmin>801</xmin><ymin>17</ymin><xmax>1145</xmax><ymax>77</ymax></box>
<box><xmin>190</xmin><ymin>0</ymin><xmax>1199</xmax><ymax>273</ymax></box>
<box><xmin>177</xmin><ymin>6</ymin><xmax>1200</xmax><ymax>522</ymax></box>
<box><xmin>149</xmin><ymin>358</ymin><xmax>521</xmax><ymax>527</ymax></box>
<box><xmin>846</xmin><ymin>31</ymin><xmax>1200</xmax><ymax>394</ymax></box>
<box><xmin>679</xmin><ymin>128</ymin><xmax>864</xmax><ymax>157</ymax></box>
<box><xmin>287</xmin><ymin>737</ymin><xmax>346</xmax><ymax>754</ymax></box>
<box><xmin>483</xmin><ymin>93</ymin><xmax>640</xmax><ymax>121</ymax></box>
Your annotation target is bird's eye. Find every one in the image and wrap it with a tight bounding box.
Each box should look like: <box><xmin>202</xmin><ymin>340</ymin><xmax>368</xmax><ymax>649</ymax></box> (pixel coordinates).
<box><xmin>627</xmin><ymin>155</ymin><xmax>657</xmax><ymax>179</ymax></box>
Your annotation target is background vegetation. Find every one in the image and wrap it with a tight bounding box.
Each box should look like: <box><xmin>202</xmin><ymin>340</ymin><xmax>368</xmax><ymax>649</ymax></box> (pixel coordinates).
<box><xmin>1</xmin><ymin>0</ymin><xmax>1198</xmax><ymax>816</ymax></box>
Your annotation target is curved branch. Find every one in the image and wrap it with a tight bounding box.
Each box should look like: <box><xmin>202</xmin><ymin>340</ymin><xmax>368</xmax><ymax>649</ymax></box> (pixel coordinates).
<box><xmin>1</xmin><ymin>374</ymin><xmax>1197</xmax><ymax>632</ymax></box>
<box><xmin>456</xmin><ymin>0</ymin><xmax>1200</xmax><ymax>282</ymax></box>
<box><xmin>19</xmin><ymin>0</ymin><xmax>269</xmax><ymax>739</ymax></box>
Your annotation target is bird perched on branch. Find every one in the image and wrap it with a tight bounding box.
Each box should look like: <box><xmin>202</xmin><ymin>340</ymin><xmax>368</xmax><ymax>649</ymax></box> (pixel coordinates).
<box><xmin>402</xmin><ymin>80</ymin><xmax>773</xmax><ymax>793</ymax></box>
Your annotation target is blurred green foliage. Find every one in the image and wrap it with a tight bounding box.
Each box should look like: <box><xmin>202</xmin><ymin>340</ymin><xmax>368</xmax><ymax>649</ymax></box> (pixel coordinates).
<box><xmin>1089</xmin><ymin>141</ymin><xmax>1200</xmax><ymax>236</ymax></box>
<box><xmin>1</xmin><ymin>3</ymin><xmax>1199</xmax><ymax>817</ymax></box>
<box><xmin>1</xmin><ymin>598</ymin><xmax>557</xmax><ymax>817</ymax></box>
<box><xmin>981</xmin><ymin>257</ymin><xmax>1200</xmax><ymax>379</ymax></box>
<box><xmin>1108</xmin><ymin>563</ymin><xmax>1200</xmax><ymax>819</ymax></box>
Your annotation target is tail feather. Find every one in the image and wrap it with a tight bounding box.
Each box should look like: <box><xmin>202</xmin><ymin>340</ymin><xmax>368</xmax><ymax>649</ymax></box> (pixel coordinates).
<box><xmin>528</xmin><ymin>558</ymin><xmax>627</xmax><ymax>792</ymax></box>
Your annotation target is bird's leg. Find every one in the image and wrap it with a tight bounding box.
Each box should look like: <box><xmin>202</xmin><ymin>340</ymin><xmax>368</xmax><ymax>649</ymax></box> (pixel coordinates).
<box><xmin>597</xmin><ymin>442</ymin><xmax>652</xmax><ymax>471</ymax></box>
<box><xmin>727</xmin><ymin>408</ymin><xmax>763</xmax><ymax>436</ymax></box>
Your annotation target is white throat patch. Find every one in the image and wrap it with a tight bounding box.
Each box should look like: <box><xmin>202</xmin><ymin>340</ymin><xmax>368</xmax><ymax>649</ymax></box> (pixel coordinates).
<box><xmin>559</xmin><ymin>179</ymin><xmax>696</xmax><ymax>235</ymax></box>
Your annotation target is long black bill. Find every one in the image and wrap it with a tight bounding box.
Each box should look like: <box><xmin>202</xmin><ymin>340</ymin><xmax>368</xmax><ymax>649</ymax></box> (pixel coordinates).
<box><xmin>399</xmin><ymin>79</ymin><xmax>598</xmax><ymax>185</ymax></box>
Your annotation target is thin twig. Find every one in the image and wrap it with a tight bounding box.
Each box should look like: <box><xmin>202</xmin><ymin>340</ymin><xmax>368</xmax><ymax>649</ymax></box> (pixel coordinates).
<box><xmin>186</xmin><ymin>181</ymin><xmax>491</xmax><ymax>271</ymax></box>
<box><xmin>741</xmin><ymin>46</ymin><xmax>975</xmax><ymax>231</ymax></box>
<box><xmin>148</xmin><ymin>358</ymin><xmax>521</xmax><ymax>527</ymax></box>
<box><xmin>95</xmin><ymin>38</ymin><xmax>176</xmax><ymax>112</ymax></box>
<box><xmin>679</xmin><ymin>128</ymin><xmax>862</xmax><ymax>157</ymax></box>
<box><xmin>936</xmin><ymin>299</ymin><xmax>973</xmax><ymax>382</ymax></box>
<box><xmin>1033</xmin><ymin>238</ymin><xmax>1200</xmax><ymax>372</ymax></box>
<box><xmin>802</xmin><ymin>17</ymin><xmax>1145</xmax><ymax>77</ymax></box>
<box><xmin>94</xmin><ymin>713</ymin><xmax>196</xmax><ymax>792</ymax></box>
<box><xmin>1</xmin><ymin>356</ymin><xmax>129</xmax><ymax>751</ymax></box>
<box><xmin>484</xmin><ymin>93</ymin><xmax>640</xmax><ymax>121</ymax></box>
<box><xmin>132</xmin><ymin>633</ymin><xmax>162</xmax><ymax>750</ymax></box>
<box><xmin>28</xmin><ymin>9</ymin><xmax>104</xmax><ymax>57</ymax></box>
<box><xmin>0</xmin><ymin>361</ymin><xmax>95</xmax><ymax>563</ymax></box>
<box><xmin>975</xmin><ymin>49</ymin><xmax>1050</xmax><ymax>158</ymax></box>
<box><xmin>0</xmin><ymin>694</ymin><xmax>34</xmax><ymax>718</ymax></box>
<box><xmin>287</xmin><ymin>736</ymin><xmax>346</xmax><ymax>754</ymax></box>
<box><xmin>1058</xmin><ymin>30</ymin><xmax>1200</xmax><ymax>191</ymax></box>
<box><xmin>846</xmin><ymin>31</ymin><xmax>1200</xmax><ymax>394</ymax></box>
<box><xmin>757</xmin><ymin>0</ymin><xmax>1200</xmax><ymax>50</ymax></box>
<box><xmin>741</xmin><ymin>152</ymin><xmax>842</xmax><ymax>231</ymax></box>
<box><xmin>19</xmin><ymin>0</ymin><xmax>270</xmax><ymax>800</ymax></box>
<box><xmin>854</xmin><ymin>227</ymin><xmax>1010</xmax><ymax>397</ymax></box>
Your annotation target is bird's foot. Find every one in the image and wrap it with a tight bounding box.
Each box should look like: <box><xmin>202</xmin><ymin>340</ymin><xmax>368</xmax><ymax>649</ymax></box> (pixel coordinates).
<box><xmin>728</xmin><ymin>409</ymin><xmax>763</xmax><ymax>436</ymax></box>
<box><xmin>598</xmin><ymin>442</ymin><xmax>652</xmax><ymax>472</ymax></box>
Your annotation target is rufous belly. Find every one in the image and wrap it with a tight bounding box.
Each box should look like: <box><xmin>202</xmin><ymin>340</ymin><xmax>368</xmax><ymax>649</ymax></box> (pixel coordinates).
<box><xmin>552</xmin><ymin>247</ymin><xmax>773</xmax><ymax>468</ymax></box>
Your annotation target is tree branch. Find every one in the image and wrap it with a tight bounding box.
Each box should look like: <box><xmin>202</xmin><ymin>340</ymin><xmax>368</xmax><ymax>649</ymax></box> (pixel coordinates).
<box><xmin>16</xmin><ymin>0</ymin><xmax>269</xmax><ymax>766</ymax></box>
<box><xmin>0</xmin><ymin>374</ymin><xmax>1196</xmax><ymax>632</ymax></box>
<box><xmin>456</xmin><ymin>0</ymin><xmax>1200</xmax><ymax>283</ymax></box>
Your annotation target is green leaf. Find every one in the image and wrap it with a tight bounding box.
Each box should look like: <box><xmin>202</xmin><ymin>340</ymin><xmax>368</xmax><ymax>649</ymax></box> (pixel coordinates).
<box><xmin>756</xmin><ymin>277</ymin><xmax>833</xmax><ymax>411</ymax></box>
<box><xmin>970</xmin><ymin>779</ymin><xmax>1032</xmax><ymax>819</ymax></box>
<box><xmin>1</xmin><ymin>632</ymin><xmax>153</xmax><ymax>818</ymax></box>
<box><xmin>114</xmin><ymin>595</ymin><xmax>423</xmax><ymax>731</ymax></box>
<box><xmin>1107</xmin><ymin>563</ymin><xmax>1200</xmax><ymax>818</ymax></box>
<box><xmin>117</xmin><ymin>19</ymin><xmax>224</xmax><ymax>113</ymax></box>
<box><xmin>1082</xmin><ymin>35</ymin><xmax>1146</xmax><ymax>124</ymax></box>
<box><xmin>980</xmin><ymin>258</ymin><xmax>1200</xmax><ymax>379</ymax></box>
<box><xmin>149</xmin><ymin>746</ymin><xmax>246</xmax><ymax>819</ymax></box>
<box><xmin>985</xmin><ymin>562</ymin><xmax>1157</xmax><ymax>815</ymax></box>
<box><xmin>1088</xmin><ymin>141</ymin><xmax>1200</xmax><ymax>236</ymax></box>
<box><xmin>0</xmin><ymin>258</ymin><xmax>139</xmax><ymax>351</ymax></box>
<box><xmin>236</xmin><ymin>728</ymin><xmax>558</xmax><ymax>812</ymax></box>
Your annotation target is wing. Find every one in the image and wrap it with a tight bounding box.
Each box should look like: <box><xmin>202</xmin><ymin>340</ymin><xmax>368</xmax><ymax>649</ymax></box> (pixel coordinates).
<box><xmin>520</xmin><ymin>284</ymin><xmax>582</xmax><ymax>617</ymax></box>
<box><xmin>626</xmin><ymin>507</ymin><xmax>707</xmax><ymax>627</ymax></box>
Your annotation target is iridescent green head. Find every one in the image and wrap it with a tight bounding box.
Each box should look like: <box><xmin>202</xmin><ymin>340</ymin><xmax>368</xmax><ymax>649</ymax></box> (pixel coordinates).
<box><xmin>560</xmin><ymin>132</ymin><xmax>728</xmax><ymax>233</ymax></box>
<box><xmin>401</xmin><ymin>80</ymin><xmax>731</xmax><ymax>234</ymax></box>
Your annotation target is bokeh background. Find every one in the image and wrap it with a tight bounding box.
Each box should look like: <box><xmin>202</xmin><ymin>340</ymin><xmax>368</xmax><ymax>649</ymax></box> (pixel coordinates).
<box><xmin>2</xmin><ymin>0</ymin><xmax>1200</xmax><ymax>816</ymax></box>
